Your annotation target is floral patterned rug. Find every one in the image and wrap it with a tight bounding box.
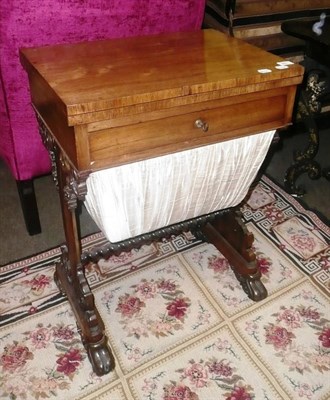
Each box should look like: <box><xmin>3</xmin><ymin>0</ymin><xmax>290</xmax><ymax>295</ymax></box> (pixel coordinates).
<box><xmin>0</xmin><ymin>176</ymin><xmax>329</xmax><ymax>400</ymax></box>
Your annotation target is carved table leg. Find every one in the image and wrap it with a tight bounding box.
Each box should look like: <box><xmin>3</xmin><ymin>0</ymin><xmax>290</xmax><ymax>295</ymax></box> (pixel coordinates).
<box><xmin>53</xmin><ymin>147</ymin><xmax>114</xmax><ymax>376</ymax></box>
<box><xmin>284</xmin><ymin>70</ymin><xmax>325</xmax><ymax>197</ymax></box>
<box><xmin>201</xmin><ymin>209</ymin><xmax>267</xmax><ymax>301</ymax></box>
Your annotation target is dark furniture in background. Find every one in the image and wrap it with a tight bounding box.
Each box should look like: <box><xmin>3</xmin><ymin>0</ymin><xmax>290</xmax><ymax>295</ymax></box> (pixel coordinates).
<box><xmin>282</xmin><ymin>17</ymin><xmax>330</xmax><ymax>195</ymax></box>
<box><xmin>204</xmin><ymin>0</ymin><xmax>330</xmax><ymax>56</ymax></box>
<box><xmin>204</xmin><ymin>1</ymin><xmax>330</xmax><ymax>196</ymax></box>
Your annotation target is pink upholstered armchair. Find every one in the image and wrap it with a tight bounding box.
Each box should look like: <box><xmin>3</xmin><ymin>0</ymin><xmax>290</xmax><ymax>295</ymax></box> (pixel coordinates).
<box><xmin>0</xmin><ymin>0</ymin><xmax>205</xmax><ymax>235</ymax></box>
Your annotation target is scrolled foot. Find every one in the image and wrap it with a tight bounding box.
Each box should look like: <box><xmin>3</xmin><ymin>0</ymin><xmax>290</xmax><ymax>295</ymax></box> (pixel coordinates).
<box><xmin>86</xmin><ymin>337</ymin><xmax>115</xmax><ymax>376</ymax></box>
<box><xmin>234</xmin><ymin>271</ymin><xmax>267</xmax><ymax>302</ymax></box>
<box><xmin>284</xmin><ymin>178</ymin><xmax>306</xmax><ymax>198</ymax></box>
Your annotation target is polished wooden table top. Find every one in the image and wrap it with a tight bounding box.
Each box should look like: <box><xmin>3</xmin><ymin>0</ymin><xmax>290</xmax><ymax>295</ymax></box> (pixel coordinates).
<box><xmin>20</xmin><ymin>29</ymin><xmax>304</xmax><ymax>171</ymax></box>
<box><xmin>20</xmin><ymin>29</ymin><xmax>303</xmax><ymax>121</ymax></box>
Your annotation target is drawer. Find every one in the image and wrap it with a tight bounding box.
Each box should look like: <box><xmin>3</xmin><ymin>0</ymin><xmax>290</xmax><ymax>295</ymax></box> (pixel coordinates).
<box><xmin>88</xmin><ymin>92</ymin><xmax>287</xmax><ymax>169</ymax></box>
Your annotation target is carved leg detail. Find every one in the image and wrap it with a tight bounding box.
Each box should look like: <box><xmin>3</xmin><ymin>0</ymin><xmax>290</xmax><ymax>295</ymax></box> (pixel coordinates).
<box><xmin>54</xmin><ymin>248</ymin><xmax>115</xmax><ymax>375</ymax></box>
<box><xmin>201</xmin><ymin>209</ymin><xmax>267</xmax><ymax>302</ymax></box>
<box><xmin>48</xmin><ymin>140</ymin><xmax>115</xmax><ymax>376</ymax></box>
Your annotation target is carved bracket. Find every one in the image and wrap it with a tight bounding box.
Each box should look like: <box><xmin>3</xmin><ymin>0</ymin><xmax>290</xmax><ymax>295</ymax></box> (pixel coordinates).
<box><xmin>36</xmin><ymin>112</ymin><xmax>90</xmax><ymax>210</ymax></box>
<box><xmin>59</xmin><ymin>154</ymin><xmax>90</xmax><ymax>210</ymax></box>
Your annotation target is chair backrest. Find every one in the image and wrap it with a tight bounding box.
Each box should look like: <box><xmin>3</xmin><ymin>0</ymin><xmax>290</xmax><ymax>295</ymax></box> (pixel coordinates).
<box><xmin>0</xmin><ymin>0</ymin><xmax>206</xmax><ymax>181</ymax></box>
